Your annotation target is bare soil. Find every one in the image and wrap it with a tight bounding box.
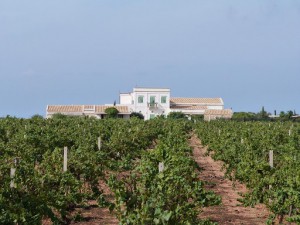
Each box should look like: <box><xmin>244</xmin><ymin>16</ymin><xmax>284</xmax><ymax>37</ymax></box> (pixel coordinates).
<box><xmin>69</xmin><ymin>177</ymin><xmax>118</xmax><ymax>225</ymax></box>
<box><xmin>70</xmin><ymin>202</ymin><xmax>118</xmax><ymax>225</ymax></box>
<box><xmin>45</xmin><ymin>135</ymin><xmax>272</xmax><ymax>225</ymax></box>
<box><xmin>190</xmin><ymin>134</ymin><xmax>270</xmax><ymax>225</ymax></box>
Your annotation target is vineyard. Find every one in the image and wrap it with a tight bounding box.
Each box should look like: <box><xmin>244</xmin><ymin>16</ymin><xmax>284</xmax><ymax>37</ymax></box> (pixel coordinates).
<box><xmin>0</xmin><ymin>115</ymin><xmax>219</xmax><ymax>225</ymax></box>
<box><xmin>1</xmin><ymin>116</ymin><xmax>300</xmax><ymax>224</ymax></box>
<box><xmin>195</xmin><ymin>121</ymin><xmax>300</xmax><ymax>224</ymax></box>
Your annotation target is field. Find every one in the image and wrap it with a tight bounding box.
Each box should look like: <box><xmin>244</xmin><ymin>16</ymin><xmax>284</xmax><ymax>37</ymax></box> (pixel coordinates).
<box><xmin>196</xmin><ymin>121</ymin><xmax>300</xmax><ymax>224</ymax></box>
<box><xmin>0</xmin><ymin>116</ymin><xmax>300</xmax><ymax>224</ymax></box>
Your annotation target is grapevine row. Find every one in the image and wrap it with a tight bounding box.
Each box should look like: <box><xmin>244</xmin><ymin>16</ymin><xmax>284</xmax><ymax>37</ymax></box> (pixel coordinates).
<box><xmin>195</xmin><ymin>121</ymin><xmax>300</xmax><ymax>224</ymax></box>
<box><xmin>0</xmin><ymin>115</ymin><xmax>220</xmax><ymax>224</ymax></box>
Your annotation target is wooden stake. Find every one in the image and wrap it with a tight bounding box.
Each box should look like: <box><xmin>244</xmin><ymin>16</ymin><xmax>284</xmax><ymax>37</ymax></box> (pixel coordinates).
<box><xmin>159</xmin><ymin>162</ymin><xmax>164</xmax><ymax>173</ymax></box>
<box><xmin>97</xmin><ymin>137</ymin><xmax>101</xmax><ymax>150</ymax></box>
<box><xmin>269</xmin><ymin>150</ymin><xmax>274</xmax><ymax>203</ymax></box>
<box><xmin>10</xmin><ymin>158</ymin><xmax>18</xmax><ymax>188</ymax></box>
<box><xmin>269</xmin><ymin>150</ymin><xmax>274</xmax><ymax>168</ymax></box>
<box><xmin>289</xmin><ymin>205</ymin><xmax>293</xmax><ymax>217</ymax></box>
<box><xmin>63</xmin><ymin>147</ymin><xmax>68</xmax><ymax>172</ymax></box>
<box><xmin>10</xmin><ymin>168</ymin><xmax>16</xmax><ymax>188</ymax></box>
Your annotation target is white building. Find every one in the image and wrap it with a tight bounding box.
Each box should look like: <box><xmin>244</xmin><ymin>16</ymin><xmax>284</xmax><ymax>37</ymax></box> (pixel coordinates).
<box><xmin>120</xmin><ymin>88</ymin><xmax>171</xmax><ymax>120</ymax></box>
<box><xmin>46</xmin><ymin>87</ymin><xmax>232</xmax><ymax>120</ymax></box>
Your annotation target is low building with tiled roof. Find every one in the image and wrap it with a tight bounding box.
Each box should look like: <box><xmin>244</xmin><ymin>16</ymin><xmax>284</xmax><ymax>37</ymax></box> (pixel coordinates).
<box><xmin>170</xmin><ymin>97</ymin><xmax>223</xmax><ymax>105</ymax></box>
<box><xmin>46</xmin><ymin>87</ymin><xmax>232</xmax><ymax>120</ymax></box>
<box><xmin>204</xmin><ymin>109</ymin><xmax>233</xmax><ymax>121</ymax></box>
<box><xmin>169</xmin><ymin>97</ymin><xmax>224</xmax><ymax>117</ymax></box>
<box><xmin>46</xmin><ymin>105</ymin><xmax>130</xmax><ymax>119</ymax></box>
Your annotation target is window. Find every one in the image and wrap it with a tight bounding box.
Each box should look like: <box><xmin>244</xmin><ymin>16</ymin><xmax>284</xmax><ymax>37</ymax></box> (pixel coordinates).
<box><xmin>150</xmin><ymin>96</ymin><xmax>156</xmax><ymax>104</ymax></box>
<box><xmin>150</xmin><ymin>114</ymin><xmax>155</xmax><ymax>119</ymax></box>
<box><xmin>161</xmin><ymin>96</ymin><xmax>167</xmax><ymax>104</ymax></box>
<box><xmin>138</xmin><ymin>95</ymin><xmax>144</xmax><ymax>103</ymax></box>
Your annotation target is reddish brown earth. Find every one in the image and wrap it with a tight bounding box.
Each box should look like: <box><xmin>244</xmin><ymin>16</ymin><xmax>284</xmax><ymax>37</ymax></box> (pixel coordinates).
<box><xmin>190</xmin><ymin>134</ymin><xmax>270</xmax><ymax>225</ymax></box>
<box><xmin>46</xmin><ymin>135</ymin><xmax>272</xmax><ymax>225</ymax></box>
<box><xmin>70</xmin><ymin>202</ymin><xmax>118</xmax><ymax>225</ymax></box>
<box><xmin>69</xmin><ymin>178</ymin><xmax>118</xmax><ymax>225</ymax></box>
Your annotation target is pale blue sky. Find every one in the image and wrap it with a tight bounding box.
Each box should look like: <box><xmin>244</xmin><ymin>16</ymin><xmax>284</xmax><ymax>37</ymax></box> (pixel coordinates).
<box><xmin>1</xmin><ymin>1</ymin><xmax>299</xmax><ymax>117</ymax></box>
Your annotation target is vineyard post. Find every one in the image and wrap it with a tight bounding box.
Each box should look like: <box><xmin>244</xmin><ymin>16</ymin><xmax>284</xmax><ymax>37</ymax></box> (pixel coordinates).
<box><xmin>98</xmin><ymin>137</ymin><xmax>101</xmax><ymax>150</ymax></box>
<box><xmin>159</xmin><ymin>162</ymin><xmax>164</xmax><ymax>173</ymax></box>
<box><xmin>10</xmin><ymin>158</ymin><xmax>17</xmax><ymax>188</ymax></box>
<box><xmin>63</xmin><ymin>147</ymin><xmax>68</xmax><ymax>172</ymax></box>
<box><xmin>269</xmin><ymin>150</ymin><xmax>274</xmax><ymax>168</ymax></box>
<box><xmin>269</xmin><ymin>150</ymin><xmax>274</xmax><ymax>200</ymax></box>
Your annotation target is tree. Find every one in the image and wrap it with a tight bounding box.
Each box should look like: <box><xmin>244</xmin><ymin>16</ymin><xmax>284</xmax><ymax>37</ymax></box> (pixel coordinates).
<box><xmin>104</xmin><ymin>107</ymin><xmax>119</xmax><ymax>118</ymax></box>
<box><xmin>287</xmin><ymin>110</ymin><xmax>293</xmax><ymax>119</ymax></box>
<box><xmin>51</xmin><ymin>113</ymin><xmax>68</xmax><ymax>119</ymax></box>
<box><xmin>232</xmin><ymin>112</ymin><xmax>256</xmax><ymax>121</ymax></box>
<box><xmin>279</xmin><ymin>110</ymin><xmax>294</xmax><ymax>121</ymax></box>
<box><xmin>258</xmin><ymin>106</ymin><xmax>269</xmax><ymax>120</ymax></box>
<box><xmin>168</xmin><ymin>112</ymin><xmax>186</xmax><ymax>119</ymax></box>
<box><xmin>130</xmin><ymin>112</ymin><xmax>144</xmax><ymax>120</ymax></box>
<box><xmin>31</xmin><ymin>114</ymin><xmax>44</xmax><ymax>120</ymax></box>
<box><xmin>191</xmin><ymin>114</ymin><xmax>204</xmax><ymax>121</ymax></box>
<box><xmin>156</xmin><ymin>114</ymin><xmax>166</xmax><ymax>119</ymax></box>
<box><xmin>279</xmin><ymin>111</ymin><xmax>286</xmax><ymax>118</ymax></box>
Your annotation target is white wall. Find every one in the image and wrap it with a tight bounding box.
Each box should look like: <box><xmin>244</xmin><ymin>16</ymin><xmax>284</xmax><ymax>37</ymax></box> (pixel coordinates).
<box><xmin>207</xmin><ymin>105</ymin><xmax>224</xmax><ymax>110</ymax></box>
<box><xmin>131</xmin><ymin>88</ymin><xmax>170</xmax><ymax>120</ymax></box>
<box><xmin>120</xmin><ymin>93</ymin><xmax>132</xmax><ymax>105</ymax></box>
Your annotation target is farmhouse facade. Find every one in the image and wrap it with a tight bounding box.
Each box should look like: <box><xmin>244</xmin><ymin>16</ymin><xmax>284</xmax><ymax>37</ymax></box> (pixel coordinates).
<box><xmin>46</xmin><ymin>87</ymin><xmax>232</xmax><ymax>120</ymax></box>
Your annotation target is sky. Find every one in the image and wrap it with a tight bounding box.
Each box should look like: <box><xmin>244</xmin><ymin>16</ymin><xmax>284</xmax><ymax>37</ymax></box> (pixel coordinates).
<box><xmin>0</xmin><ymin>0</ymin><xmax>299</xmax><ymax>117</ymax></box>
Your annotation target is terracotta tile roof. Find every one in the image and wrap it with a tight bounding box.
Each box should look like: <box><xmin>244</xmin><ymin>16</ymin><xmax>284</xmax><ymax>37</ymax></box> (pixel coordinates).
<box><xmin>204</xmin><ymin>109</ymin><xmax>233</xmax><ymax>116</ymax></box>
<box><xmin>84</xmin><ymin>105</ymin><xmax>95</xmax><ymax>110</ymax></box>
<box><xmin>170</xmin><ymin>98</ymin><xmax>223</xmax><ymax>105</ymax></box>
<box><xmin>95</xmin><ymin>106</ymin><xmax>129</xmax><ymax>113</ymax></box>
<box><xmin>170</xmin><ymin>105</ymin><xmax>208</xmax><ymax>110</ymax></box>
<box><xmin>47</xmin><ymin>105</ymin><xmax>129</xmax><ymax>114</ymax></box>
<box><xmin>47</xmin><ymin>105</ymin><xmax>83</xmax><ymax>113</ymax></box>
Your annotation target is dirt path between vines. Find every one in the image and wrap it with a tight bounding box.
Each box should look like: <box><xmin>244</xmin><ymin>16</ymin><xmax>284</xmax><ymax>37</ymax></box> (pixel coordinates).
<box><xmin>67</xmin><ymin>134</ymin><xmax>271</xmax><ymax>225</ymax></box>
<box><xmin>190</xmin><ymin>134</ymin><xmax>270</xmax><ymax>225</ymax></box>
<box><xmin>69</xmin><ymin>179</ymin><xmax>118</xmax><ymax>225</ymax></box>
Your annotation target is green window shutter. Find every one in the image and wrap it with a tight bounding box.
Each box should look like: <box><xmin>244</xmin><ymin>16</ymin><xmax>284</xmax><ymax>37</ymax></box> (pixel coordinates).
<box><xmin>161</xmin><ymin>96</ymin><xmax>167</xmax><ymax>104</ymax></box>
<box><xmin>150</xmin><ymin>96</ymin><xmax>155</xmax><ymax>104</ymax></box>
<box><xmin>150</xmin><ymin>114</ymin><xmax>155</xmax><ymax>119</ymax></box>
<box><xmin>138</xmin><ymin>96</ymin><xmax>144</xmax><ymax>103</ymax></box>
